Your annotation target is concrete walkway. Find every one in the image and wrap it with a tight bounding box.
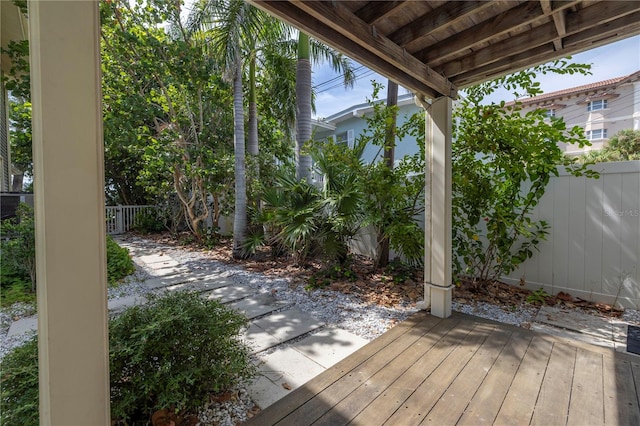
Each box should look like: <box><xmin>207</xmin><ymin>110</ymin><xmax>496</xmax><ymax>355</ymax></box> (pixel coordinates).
<box><xmin>6</xmin><ymin>236</ymin><xmax>638</xmax><ymax>410</ymax></box>
<box><xmin>7</xmin><ymin>236</ymin><xmax>368</xmax><ymax>410</ymax></box>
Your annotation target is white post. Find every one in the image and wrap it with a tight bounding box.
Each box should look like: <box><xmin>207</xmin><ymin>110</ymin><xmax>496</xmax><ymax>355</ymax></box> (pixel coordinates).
<box><xmin>418</xmin><ymin>96</ymin><xmax>453</xmax><ymax>318</ymax></box>
<box><xmin>29</xmin><ymin>1</ymin><xmax>110</xmax><ymax>423</ymax></box>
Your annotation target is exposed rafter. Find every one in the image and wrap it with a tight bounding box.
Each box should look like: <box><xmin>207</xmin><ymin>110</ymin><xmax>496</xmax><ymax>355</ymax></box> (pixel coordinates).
<box><xmin>249</xmin><ymin>1</ymin><xmax>640</xmax><ymax>97</ymax></box>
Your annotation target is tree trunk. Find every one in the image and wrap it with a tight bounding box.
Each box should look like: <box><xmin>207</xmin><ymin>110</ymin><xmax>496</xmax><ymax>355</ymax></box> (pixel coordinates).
<box><xmin>295</xmin><ymin>32</ymin><xmax>313</xmax><ymax>182</ymax></box>
<box><xmin>378</xmin><ymin>80</ymin><xmax>398</xmax><ymax>268</ymax></box>
<box><xmin>232</xmin><ymin>62</ymin><xmax>248</xmax><ymax>258</ymax></box>
<box><xmin>11</xmin><ymin>173</ymin><xmax>24</xmax><ymax>192</ymax></box>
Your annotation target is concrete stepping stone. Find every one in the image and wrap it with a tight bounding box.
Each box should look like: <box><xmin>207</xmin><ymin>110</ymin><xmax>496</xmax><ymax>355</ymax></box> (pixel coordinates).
<box><xmin>248</xmin><ymin>374</ymin><xmax>291</xmax><ymax>410</ymax></box>
<box><xmin>244</xmin><ymin>323</ymin><xmax>282</xmax><ymax>353</ymax></box>
<box><xmin>144</xmin><ymin>265</ymin><xmax>190</xmax><ymax>278</ymax></box>
<box><xmin>249</xmin><ymin>347</ymin><xmax>326</xmax><ymax>409</ymax></box>
<box><xmin>289</xmin><ymin>326</ymin><xmax>369</xmax><ymax>368</ymax></box>
<box><xmin>535</xmin><ymin>305</ymin><xmax>615</xmax><ymax>341</ymax></box>
<box><xmin>202</xmin><ymin>285</ymin><xmax>255</xmax><ymax>304</ymax></box>
<box><xmin>244</xmin><ymin>308</ymin><xmax>325</xmax><ymax>353</ymax></box>
<box><xmin>7</xmin><ymin>316</ymin><xmax>37</xmax><ymax>337</ymax></box>
<box><xmin>143</xmin><ymin>271</ymin><xmax>223</xmax><ymax>289</ymax></box>
<box><xmin>108</xmin><ymin>294</ymin><xmax>147</xmax><ymax>313</ymax></box>
<box><xmin>137</xmin><ymin>254</ymin><xmax>174</xmax><ymax>265</ymax></box>
<box><xmin>155</xmin><ymin>278</ymin><xmax>234</xmax><ymax>295</ymax></box>
<box><xmin>227</xmin><ymin>294</ymin><xmax>290</xmax><ymax>320</ymax></box>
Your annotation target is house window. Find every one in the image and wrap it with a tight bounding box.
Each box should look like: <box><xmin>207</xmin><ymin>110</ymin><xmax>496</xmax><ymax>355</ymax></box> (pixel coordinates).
<box><xmin>334</xmin><ymin>129</ymin><xmax>355</xmax><ymax>147</ymax></box>
<box><xmin>544</xmin><ymin>109</ymin><xmax>556</xmax><ymax>118</ymax></box>
<box><xmin>587</xmin><ymin>99</ymin><xmax>607</xmax><ymax>112</ymax></box>
<box><xmin>586</xmin><ymin>129</ymin><xmax>608</xmax><ymax>140</ymax></box>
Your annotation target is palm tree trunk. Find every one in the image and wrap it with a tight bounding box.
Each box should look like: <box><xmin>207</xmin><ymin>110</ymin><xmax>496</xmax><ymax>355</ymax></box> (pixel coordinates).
<box><xmin>232</xmin><ymin>62</ymin><xmax>248</xmax><ymax>258</ymax></box>
<box><xmin>247</xmin><ymin>56</ymin><xmax>259</xmax><ymax>159</ymax></box>
<box><xmin>378</xmin><ymin>80</ymin><xmax>398</xmax><ymax>268</ymax></box>
<box><xmin>295</xmin><ymin>32</ymin><xmax>312</xmax><ymax>182</ymax></box>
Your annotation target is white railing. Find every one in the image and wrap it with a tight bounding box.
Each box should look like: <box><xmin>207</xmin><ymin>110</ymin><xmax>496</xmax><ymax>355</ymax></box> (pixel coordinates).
<box><xmin>105</xmin><ymin>205</ymin><xmax>155</xmax><ymax>235</ymax></box>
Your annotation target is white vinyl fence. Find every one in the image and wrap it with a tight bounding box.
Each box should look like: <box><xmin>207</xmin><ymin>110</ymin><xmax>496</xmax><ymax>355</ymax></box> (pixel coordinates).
<box><xmin>106</xmin><ymin>205</ymin><xmax>155</xmax><ymax>235</ymax></box>
<box><xmin>503</xmin><ymin>161</ymin><xmax>640</xmax><ymax>309</ymax></box>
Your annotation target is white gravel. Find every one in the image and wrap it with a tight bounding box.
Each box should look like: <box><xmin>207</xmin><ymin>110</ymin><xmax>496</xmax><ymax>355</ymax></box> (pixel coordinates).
<box><xmin>3</xmin><ymin>234</ymin><xmax>639</xmax><ymax>424</ymax></box>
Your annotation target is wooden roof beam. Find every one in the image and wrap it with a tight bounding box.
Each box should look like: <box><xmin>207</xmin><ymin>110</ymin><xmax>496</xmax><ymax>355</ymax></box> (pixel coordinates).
<box><xmin>416</xmin><ymin>0</ymin><xmax>581</xmax><ymax>67</ymax></box>
<box><xmin>541</xmin><ymin>0</ymin><xmax>567</xmax><ymax>50</ymax></box>
<box><xmin>453</xmin><ymin>9</ymin><xmax>640</xmax><ymax>88</ymax></box>
<box><xmin>289</xmin><ymin>0</ymin><xmax>457</xmax><ymax>98</ymax></box>
<box><xmin>388</xmin><ymin>1</ymin><xmax>494</xmax><ymax>48</ymax></box>
<box><xmin>249</xmin><ymin>0</ymin><xmax>455</xmax><ymax>98</ymax></box>
<box><xmin>437</xmin><ymin>0</ymin><xmax>638</xmax><ymax>79</ymax></box>
<box><xmin>355</xmin><ymin>1</ymin><xmax>405</xmax><ymax>26</ymax></box>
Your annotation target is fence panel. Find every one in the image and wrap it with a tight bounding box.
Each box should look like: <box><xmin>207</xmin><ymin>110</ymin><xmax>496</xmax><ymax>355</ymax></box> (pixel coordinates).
<box><xmin>503</xmin><ymin>161</ymin><xmax>640</xmax><ymax>309</ymax></box>
<box><xmin>105</xmin><ymin>205</ymin><xmax>155</xmax><ymax>235</ymax></box>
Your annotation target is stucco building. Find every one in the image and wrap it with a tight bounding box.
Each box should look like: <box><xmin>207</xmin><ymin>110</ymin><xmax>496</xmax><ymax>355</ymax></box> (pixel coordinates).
<box><xmin>516</xmin><ymin>70</ymin><xmax>640</xmax><ymax>155</ymax></box>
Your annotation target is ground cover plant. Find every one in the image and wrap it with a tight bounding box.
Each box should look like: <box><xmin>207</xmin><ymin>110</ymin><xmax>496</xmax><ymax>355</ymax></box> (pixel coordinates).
<box><xmin>0</xmin><ymin>291</ymin><xmax>256</xmax><ymax>425</ymax></box>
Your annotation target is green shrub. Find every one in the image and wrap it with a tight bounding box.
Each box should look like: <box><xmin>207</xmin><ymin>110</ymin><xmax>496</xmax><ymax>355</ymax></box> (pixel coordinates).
<box><xmin>109</xmin><ymin>291</ymin><xmax>256</xmax><ymax>423</ymax></box>
<box><xmin>1</xmin><ymin>292</ymin><xmax>256</xmax><ymax>425</ymax></box>
<box><xmin>132</xmin><ymin>210</ymin><xmax>165</xmax><ymax>234</ymax></box>
<box><xmin>106</xmin><ymin>235</ymin><xmax>135</xmax><ymax>286</ymax></box>
<box><xmin>0</xmin><ymin>336</ymin><xmax>39</xmax><ymax>426</ymax></box>
<box><xmin>0</xmin><ymin>203</ymin><xmax>36</xmax><ymax>292</ymax></box>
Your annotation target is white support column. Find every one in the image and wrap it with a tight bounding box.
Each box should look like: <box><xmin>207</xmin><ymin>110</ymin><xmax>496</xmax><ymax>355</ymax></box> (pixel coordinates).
<box><xmin>418</xmin><ymin>96</ymin><xmax>453</xmax><ymax>318</ymax></box>
<box><xmin>29</xmin><ymin>1</ymin><xmax>110</xmax><ymax>423</ymax></box>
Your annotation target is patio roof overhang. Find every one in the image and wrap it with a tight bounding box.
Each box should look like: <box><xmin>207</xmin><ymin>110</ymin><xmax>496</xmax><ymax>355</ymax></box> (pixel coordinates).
<box><xmin>249</xmin><ymin>1</ymin><xmax>640</xmax><ymax>100</ymax></box>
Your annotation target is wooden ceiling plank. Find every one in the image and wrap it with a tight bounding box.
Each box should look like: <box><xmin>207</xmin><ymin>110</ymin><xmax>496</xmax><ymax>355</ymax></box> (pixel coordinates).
<box><xmin>388</xmin><ymin>1</ymin><xmax>492</xmax><ymax>47</ymax></box>
<box><xmin>291</xmin><ymin>0</ymin><xmax>457</xmax><ymax>98</ymax></box>
<box><xmin>249</xmin><ymin>0</ymin><xmax>441</xmax><ymax>97</ymax></box>
<box><xmin>438</xmin><ymin>0</ymin><xmax>636</xmax><ymax>79</ymax></box>
<box><xmin>453</xmin><ymin>10</ymin><xmax>640</xmax><ymax>88</ymax></box>
<box><xmin>415</xmin><ymin>0</ymin><xmax>582</xmax><ymax>67</ymax></box>
<box><xmin>541</xmin><ymin>0</ymin><xmax>567</xmax><ymax>50</ymax></box>
<box><xmin>355</xmin><ymin>1</ymin><xmax>405</xmax><ymax>26</ymax></box>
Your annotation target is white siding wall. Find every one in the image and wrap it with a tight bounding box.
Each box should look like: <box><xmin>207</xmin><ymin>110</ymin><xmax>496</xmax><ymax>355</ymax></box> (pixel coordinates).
<box><xmin>504</xmin><ymin>161</ymin><xmax>640</xmax><ymax>309</ymax></box>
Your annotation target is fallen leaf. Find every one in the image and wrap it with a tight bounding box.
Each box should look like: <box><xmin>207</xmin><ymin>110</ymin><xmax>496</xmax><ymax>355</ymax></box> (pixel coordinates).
<box><xmin>282</xmin><ymin>382</ymin><xmax>292</xmax><ymax>390</ymax></box>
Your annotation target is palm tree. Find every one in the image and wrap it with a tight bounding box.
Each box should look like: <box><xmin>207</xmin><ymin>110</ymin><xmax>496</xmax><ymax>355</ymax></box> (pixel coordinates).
<box><xmin>295</xmin><ymin>32</ymin><xmax>356</xmax><ymax>182</ymax></box>
<box><xmin>189</xmin><ymin>0</ymin><xmax>285</xmax><ymax>257</ymax></box>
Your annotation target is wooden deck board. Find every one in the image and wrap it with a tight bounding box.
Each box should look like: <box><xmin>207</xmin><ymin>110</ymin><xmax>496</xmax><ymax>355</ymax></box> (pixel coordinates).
<box><xmin>493</xmin><ymin>335</ymin><xmax>554</xmax><ymax>426</ymax></box>
<box><xmin>384</xmin><ymin>322</ymin><xmax>497</xmax><ymax>425</ymax></box>
<box><xmin>312</xmin><ymin>318</ymin><xmax>464</xmax><ymax>425</ymax></box>
<box><xmin>349</xmin><ymin>319</ymin><xmax>478</xmax><ymax>426</ymax></box>
<box><xmin>530</xmin><ymin>342</ymin><xmax>576</xmax><ymax>425</ymax></box>
<box><xmin>603</xmin><ymin>356</ymin><xmax>640</xmax><ymax>425</ymax></box>
<box><xmin>246</xmin><ymin>312</ymin><xmax>640</xmax><ymax>426</ymax></box>
<box><xmin>456</xmin><ymin>332</ymin><xmax>533</xmax><ymax>425</ymax></box>
<box><xmin>566</xmin><ymin>348</ymin><xmax>604</xmax><ymax>426</ymax></box>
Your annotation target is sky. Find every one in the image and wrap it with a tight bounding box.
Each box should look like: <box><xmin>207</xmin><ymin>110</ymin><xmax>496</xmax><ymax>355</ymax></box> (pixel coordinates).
<box><xmin>312</xmin><ymin>35</ymin><xmax>640</xmax><ymax>119</ymax></box>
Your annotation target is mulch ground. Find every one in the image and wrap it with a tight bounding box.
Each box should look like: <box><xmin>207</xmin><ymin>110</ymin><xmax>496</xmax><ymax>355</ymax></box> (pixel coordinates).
<box><xmin>141</xmin><ymin>231</ymin><xmax>624</xmax><ymax>318</ymax></box>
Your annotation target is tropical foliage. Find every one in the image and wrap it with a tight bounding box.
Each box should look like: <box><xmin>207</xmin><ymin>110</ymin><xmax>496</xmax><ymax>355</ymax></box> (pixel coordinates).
<box><xmin>579</xmin><ymin>129</ymin><xmax>640</xmax><ymax>163</ymax></box>
<box><xmin>452</xmin><ymin>61</ymin><xmax>599</xmax><ymax>285</ymax></box>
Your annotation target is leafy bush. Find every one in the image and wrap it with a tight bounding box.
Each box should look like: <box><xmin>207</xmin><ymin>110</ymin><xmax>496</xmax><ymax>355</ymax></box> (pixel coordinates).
<box><xmin>0</xmin><ymin>203</ymin><xmax>36</xmax><ymax>292</ymax></box>
<box><xmin>106</xmin><ymin>235</ymin><xmax>136</xmax><ymax>286</ymax></box>
<box><xmin>579</xmin><ymin>129</ymin><xmax>640</xmax><ymax>163</ymax></box>
<box><xmin>452</xmin><ymin>62</ymin><xmax>598</xmax><ymax>285</ymax></box>
<box><xmin>132</xmin><ymin>210</ymin><xmax>166</xmax><ymax>234</ymax></box>
<box><xmin>109</xmin><ymin>291</ymin><xmax>255</xmax><ymax>423</ymax></box>
<box><xmin>0</xmin><ymin>336</ymin><xmax>39</xmax><ymax>426</ymax></box>
<box><xmin>1</xmin><ymin>292</ymin><xmax>256</xmax><ymax>425</ymax></box>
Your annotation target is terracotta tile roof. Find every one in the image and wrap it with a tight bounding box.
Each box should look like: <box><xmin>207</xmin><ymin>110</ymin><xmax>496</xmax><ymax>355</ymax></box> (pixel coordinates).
<box><xmin>510</xmin><ymin>70</ymin><xmax>640</xmax><ymax>106</ymax></box>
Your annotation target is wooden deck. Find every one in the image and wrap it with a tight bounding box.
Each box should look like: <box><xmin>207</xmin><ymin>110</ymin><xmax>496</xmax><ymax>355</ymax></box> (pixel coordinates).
<box><xmin>245</xmin><ymin>311</ymin><xmax>640</xmax><ymax>426</ymax></box>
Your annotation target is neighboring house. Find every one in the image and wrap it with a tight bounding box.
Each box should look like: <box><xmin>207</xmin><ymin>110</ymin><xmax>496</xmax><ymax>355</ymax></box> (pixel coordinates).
<box><xmin>515</xmin><ymin>70</ymin><xmax>640</xmax><ymax>156</ymax></box>
<box><xmin>312</xmin><ymin>93</ymin><xmax>422</xmax><ymax>166</ymax></box>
